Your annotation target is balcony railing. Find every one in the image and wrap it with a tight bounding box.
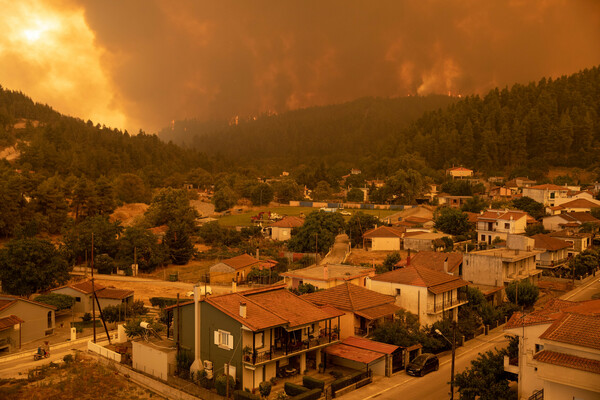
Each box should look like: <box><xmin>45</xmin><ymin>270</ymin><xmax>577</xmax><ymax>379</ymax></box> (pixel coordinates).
<box><xmin>427</xmin><ymin>292</ymin><xmax>468</xmax><ymax>314</ymax></box>
<box><xmin>354</xmin><ymin>327</ymin><xmax>367</xmax><ymax>336</ymax></box>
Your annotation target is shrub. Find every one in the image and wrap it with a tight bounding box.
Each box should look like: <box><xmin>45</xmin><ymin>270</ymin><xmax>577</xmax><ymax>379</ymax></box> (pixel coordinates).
<box><xmin>149</xmin><ymin>297</ymin><xmax>179</xmax><ymax>308</ymax></box>
<box><xmin>81</xmin><ymin>313</ymin><xmax>92</xmax><ymax>322</ymax></box>
<box><xmin>233</xmin><ymin>390</ymin><xmax>260</xmax><ymax>400</ymax></box>
<box><xmin>292</xmin><ymin>389</ymin><xmax>322</xmax><ymax>400</ymax></box>
<box><xmin>63</xmin><ymin>354</ymin><xmax>74</xmax><ymax>363</ymax></box>
<box><xmin>215</xmin><ymin>374</ymin><xmax>236</xmax><ymax>396</ymax></box>
<box><xmin>302</xmin><ymin>376</ymin><xmax>324</xmax><ymax>391</ymax></box>
<box><xmin>284</xmin><ymin>382</ymin><xmax>309</xmax><ymax>396</ymax></box>
<box><xmin>259</xmin><ymin>381</ymin><xmax>272</xmax><ymax>398</ymax></box>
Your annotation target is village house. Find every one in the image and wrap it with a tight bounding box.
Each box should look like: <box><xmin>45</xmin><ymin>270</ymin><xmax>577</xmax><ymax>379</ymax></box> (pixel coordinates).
<box><xmin>504</xmin><ymin>298</ymin><xmax>600</xmax><ymax>400</ymax></box>
<box><xmin>548</xmin><ymin>230</ymin><xmax>593</xmax><ymax>254</ymax></box>
<box><xmin>303</xmin><ymin>283</ymin><xmax>401</xmax><ymax>338</ymax></box>
<box><xmin>50</xmin><ymin>280</ymin><xmax>134</xmax><ymax>314</ymax></box>
<box><xmin>0</xmin><ymin>295</ymin><xmax>56</xmax><ymax>346</ymax></box>
<box><xmin>367</xmin><ymin>265</ymin><xmax>468</xmax><ymax>326</ymax></box>
<box><xmin>209</xmin><ymin>253</ymin><xmax>261</xmax><ymax>284</ymax></box>
<box><xmin>542</xmin><ymin>212</ymin><xmax>600</xmax><ymax>231</ymax></box>
<box><xmin>546</xmin><ymin>198</ymin><xmax>600</xmax><ymax>214</ymax></box>
<box><xmin>403</xmin><ymin>232</ymin><xmax>451</xmax><ymax>252</ymax></box>
<box><xmin>173</xmin><ymin>285</ymin><xmax>344</xmax><ymax>391</ymax></box>
<box><xmin>522</xmin><ymin>184</ymin><xmax>574</xmax><ymax>207</ymax></box>
<box><xmin>488</xmin><ymin>186</ymin><xmax>515</xmax><ymax>202</ymax></box>
<box><xmin>437</xmin><ymin>194</ymin><xmax>473</xmax><ymax>209</ymax></box>
<box><xmin>396</xmin><ymin>251</ymin><xmax>463</xmax><ymax>276</ymax></box>
<box><xmin>281</xmin><ymin>264</ymin><xmax>376</xmax><ymax>290</ymax></box>
<box><xmin>445</xmin><ymin>166</ymin><xmax>473</xmax><ymax>179</ymax></box>
<box><xmin>505</xmin><ymin>177</ymin><xmax>537</xmax><ymax>192</ymax></box>
<box><xmin>269</xmin><ymin>216</ymin><xmax>304</xmax><ymax>241</ymax></box>
<box><xmin>531</xmin><ymin>234</ymin><xmax>570</xmax><ymax>270</ymax></box>
<box><xmin>463</xmin><ymin>235</ymin><xmax>542</xmax><ymax>298</ymax></box>
<box><xmin>476</xmin><ymin>209</ymin><xmax>528</xmax><ymax>244</ymax></box>
<box><xmin>362</xmin><ymin>225</ymin><xmax>404</xmax><ymax>251</ymax></box>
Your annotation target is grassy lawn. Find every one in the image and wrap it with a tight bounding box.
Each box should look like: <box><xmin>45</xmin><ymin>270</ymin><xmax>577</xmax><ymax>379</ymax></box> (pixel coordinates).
<box><xmin>217</xmin><ymin>206</ymin><xmax>399</xmax><ymax>226</ymax></box>
<box><xmin>144</xmin><ymin>260</ymin><xmax>215</xmax><ymax>283</ymax></box>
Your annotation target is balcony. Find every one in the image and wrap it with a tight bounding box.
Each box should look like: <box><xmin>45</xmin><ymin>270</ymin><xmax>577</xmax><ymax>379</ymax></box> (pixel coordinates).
<box><xmin>427</xmin><ymin>292</ymin><xmax>468</xmax><ymax>314</ymax></box>
<box><xmin>244</xmin><ymin>328</ymin><xmax>339</xmax><ymax>366</ymax></box>
<box><xmin>354</xmin><ymin>327</ymin><xmax>367</xmax><ymax>337</ymax></box>
<box><xmin>503</xmin><ymin>355</ymin><xmax>519</xmax><ymax>374</ymax></box>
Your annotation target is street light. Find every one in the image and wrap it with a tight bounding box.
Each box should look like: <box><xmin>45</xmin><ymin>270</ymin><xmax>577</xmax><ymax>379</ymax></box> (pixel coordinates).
<box><xmin>435</xmin><ymin>321</ymin><xmax>457</xmax><ymax>400</ymax></box>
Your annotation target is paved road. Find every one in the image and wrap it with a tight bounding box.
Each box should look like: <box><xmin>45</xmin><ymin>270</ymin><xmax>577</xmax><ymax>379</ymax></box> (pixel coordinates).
<box><xmin>320</xmin><ymin>234</ymin><xmax>350</xmax><ymax>265</ymax></box>
<box><xmin>342</xmin><ymin>328</ymin><xmax>509</xmax><ymax>400</ymax></box>
<box><xmin>561</xmin><ymin>273</ymin><xmax>600</xmax><ymax>301</ymax></box>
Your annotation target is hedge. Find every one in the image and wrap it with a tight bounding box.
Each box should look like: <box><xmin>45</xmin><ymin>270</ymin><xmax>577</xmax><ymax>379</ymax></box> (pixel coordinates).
<box><xmin>149</xmin><ymin>297</ymin><xmax>179</xmax><ymax>308</ymax></box>
<box><xmin>290</xmin><ymin>388</ymin><xmax>322</xmax><ymax>400</ymax></box>
<box><xmin>330</xmin><ymin>370</ymin><xmax>366</xmax><ymax>393</ymax></box>
<box><xmin>302</xmin><ymin>376</ymin><xmax>325</xmax><ymax>391</ymax></box>
<box><xmin>284</xmin><ymin>382</ymin><xmax>310</xmax><ymax>396</ymax></box>
<box><xmin>233</xmin><ymin>390</ymin><xmax>260</xmax><ymax>400</ymax></box>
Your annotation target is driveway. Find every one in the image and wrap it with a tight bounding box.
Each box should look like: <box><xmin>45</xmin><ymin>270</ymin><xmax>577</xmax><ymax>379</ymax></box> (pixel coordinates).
<box><xmin>320</xmin><ymin>234</ymin><xmax>350</xmax><ymax>264</ymax></box>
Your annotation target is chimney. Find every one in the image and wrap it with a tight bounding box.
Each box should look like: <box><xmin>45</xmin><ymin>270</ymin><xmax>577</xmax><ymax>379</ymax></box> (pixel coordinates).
<box><xmin>406</xmin><ymin>249</ymin><xmax>411</xmax><ymax>266</ymax></box>
<box><xmin>443</xmin><ymin>258</ymin><xmax>448</xmax><ymax>273</ymax></box>
<box><xmin>232</xmin><ymin>280</ymin><xmax>237</xmax><ymax>293</ymax></box>
<box><xmin>323</xmin><ymin>265</ymin><xmax>329</xmax><ymax>280</ymax></box>
<box><xmin>256</xmin><ymin>248</ymin><xmax>260</xmax><ymax>260</ymax></box>
<box><xmin>239</xmin><ymin>302</ymin><xmax>247</xmax><ymax>318</ymax></box>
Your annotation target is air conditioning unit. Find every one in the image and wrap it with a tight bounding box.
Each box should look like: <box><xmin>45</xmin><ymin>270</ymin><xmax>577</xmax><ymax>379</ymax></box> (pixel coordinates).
<box><xmin>203</xmin><ymin>360</ymin><xmax>214</xmax><ymax>379</ymax></box>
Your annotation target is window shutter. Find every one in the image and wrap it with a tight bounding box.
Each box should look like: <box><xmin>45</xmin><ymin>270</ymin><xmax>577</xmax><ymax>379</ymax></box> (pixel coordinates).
<box><xmin>227</xmin><ymin>333</ymin><xmax>234</xmax><ymax>349</ymax></box>
<box><xmin>214</xmin><ymin>331</ymin><xmax>220</xmax><ymax>345</ymax></box>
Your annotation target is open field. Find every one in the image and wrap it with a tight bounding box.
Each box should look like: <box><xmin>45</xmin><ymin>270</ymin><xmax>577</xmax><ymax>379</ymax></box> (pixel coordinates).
<box><xmin>217</xmin><ymin>205</ymin><xmax>399</xmax><ymax>226</ymax></box>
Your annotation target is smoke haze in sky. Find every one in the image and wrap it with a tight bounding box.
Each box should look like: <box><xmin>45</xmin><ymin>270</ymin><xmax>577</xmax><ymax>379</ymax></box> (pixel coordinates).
<box><xmin>1</xmin><ymin>0</ymin><xmax>599</xmax><ymax>133</ymax></box>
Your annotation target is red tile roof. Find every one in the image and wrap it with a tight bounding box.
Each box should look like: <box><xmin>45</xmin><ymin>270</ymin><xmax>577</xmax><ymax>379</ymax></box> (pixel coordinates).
<box><xmin>397</xmin><ymin>251</ymin><xmax>463</xmax><ymax>274</ymax></box>
<box><xmin>558</xmin><ymin>199</ymin><xmax>600</xmax><ymax>209</ymax></box>
<box><xmin>206</xmin><ymin>285</ymin><xmax>344</xmax><ymax>331</ymax></box>
<box><xmin>270</xmin><ymin>216</ymin><xmax>305</xmax><ymax>228</ymax></box>
<box><xmin>447</xmin><ymin>167</ymin><xmax>473</xmax><ymax>172</ymax></box>
<box><xmin>302</xmin><ymin>283</ymin><xmax>397</xmax><ymax>314</ymax></box>
<box><xmin>540</xmin><ymin>312</ymin><xmax>600</xmax><ymax>350</ymax></box>
<box><xmin>340</xmin><ymin>336</ymin><xmax>399</xmax><ymax>354</ymax></box>
<box><xmin>0</xmin><ymin>315</ymin><xmax>24</xmax><ymax>331</ymax></box>
<box><xmin>528</xmin><ymin>184</ymin><xmax>570</xmax><ymax>191</ymax></box>
<box><xmin>223</xmin><ymin>254</ymin><xmax>260</xmax><ymax>270</ymax></box>
<box><xmin>0</xmin><ymin>295</ymin><xmax>56</xmax><ymax>310</ymax></box>
<box><xmin>363</xmin><ymin>226</ymin><xmax>404</xmax><ymax>239</ymax></box>
<box><xmin>532</xmin><ymin>234</ymin><xmax>570</xmax><ymax>251</ymax></box>
<box><xmin>477</xmin><ymin>210</ymin><xmax>528</xmax><ymax>222</ymax></box>
<box><xmin>534</xmin><ymin>350</ymin><xmax>600</xmax><ymax>375</ymax></box>
<box><xmin>354</xmin><ymin>303</ymin><xmax>402</xmax><ymax>320</ymax></box>
<box><xmin>371</xmin><ymin>265</ymin><xmax>468</xmax><ymax>294</ymax></box>
<box><xmin>97</xmin><ymin>287</ymin><xmax>134</xmax><ymax>300</ymax></box>
<box><xmin>324</xmin><ymin>343</ymin><xmax>384</xmax><ymax>364</ymax></box>
<box><xmin>68</xmin><ymin>280</ymin><xmax>106</xmax><ymax>294</ymax></box>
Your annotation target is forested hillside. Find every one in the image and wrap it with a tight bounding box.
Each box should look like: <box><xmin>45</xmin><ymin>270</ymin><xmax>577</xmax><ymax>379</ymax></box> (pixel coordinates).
<box><xmin>395</xmin><ymin>67</ymin><xmax>600</xmax><ymax>173</ymax></box>
<box><xmin>159</xmin><ymin>95</ymin><xmax>457</xmax><ymax>164</ymax></box>
<box><xmin>0</xmin><ymin>86</ymin><xmax>212</xmax><ymax>181</ymax></box>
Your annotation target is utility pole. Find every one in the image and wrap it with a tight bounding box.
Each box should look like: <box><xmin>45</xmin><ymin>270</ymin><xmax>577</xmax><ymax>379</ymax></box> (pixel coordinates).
<box><xmin>91</xmin><ymin>233</ymin><xmax>96</xmax><ymax>343</ymax></box>
<box><xmin>315</xmin><ymin>233</ymin><xmax>318</xmax><ymax>264</ymax></box>
<box><xmin>450</xmin><ymin>321</ymin><xmax>456</xmax><ymax>400</ymax></box>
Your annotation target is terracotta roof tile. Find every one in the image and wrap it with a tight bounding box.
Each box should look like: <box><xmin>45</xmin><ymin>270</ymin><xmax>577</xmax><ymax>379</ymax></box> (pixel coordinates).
<box><xmin>532</xmin><ymin>234</ymin><xmax>571</xmax><ymax>251</ymax></box>
<box><xmin>354</xmin><ymin>303</ymin><xmax>402</xmax><ymax>320</ymax></box>
<box><xmin>302</xmin><ymin>283</ymin><xmax>396</xmax><ymax>313</ymax></box>
<box><xmin>477</xmin><ymin>210</ymin><xmax>528</xmax><ymax>222</ymax></box>
<box><xmin>558</xmin><ymin>199</ymin><xmax>600</xmax><ymax>209</ymax></box>
<box><xmin>97</xmin><ymin>287</ymin><xmax>134</xmax><ymax>300</ymax></box>
<box><xmin>0</xmin><ymin>315</ymin><xmax>24</xmax><ymax>331</ymax></box>
<box><xmin>371</xmin><ymin>265</ymin><xmax>467</xmax><ymax>294</ymax></box>
<box><xmin>0</xmin><ymin>299</ymin><xmax>15</xmax><ymax>312</ymax></box>
<box><xmin>540</xmin><ymin>312</ymin><xmax>600</xmax><ymax>350</ymax></box>
<box><xmin>340</xmin><ymin>336</ymin><xmax>399</xmax><ymax>354</ymax></box>
<box><xmin>0</xmin><ymin>294</ymin><xmax>56</xmax><ymax>310</ymax></box>
<box><xmin>324</xmin><ymin>343</ymin><xmax>384</xmax><ymax>364</ymax></box>
<box><xmin>270</xmin><ymin>216</ymin><xmax>305</xmax><ymax>228</ymax></box>
<box><xmin>363</xmin><ymin>226</ymin><xmax>404</xmax><ymax>239</ymax></box>
<box><xmin>223</xmin><ymin>254</ymin><xmax>260</xmax><ymax>270</ymax></box>
<box><xmin>528</xmin><ymin>184</ymin><xmax>570</xmax><ymax>191</ymax></box>
<box><xmin>534</xmin><ymin>350</ymin><xmax>600</xmax><ymax>375</ymax></box>
<box><xmin>69</xmin><ymin>280</ymin><xmax>106</xmax><ymax>294</ymax></box>
<box><xmin>397</xmin><ymin>252</ymin><xmax>462</xmax><ymax>274</ymax></box>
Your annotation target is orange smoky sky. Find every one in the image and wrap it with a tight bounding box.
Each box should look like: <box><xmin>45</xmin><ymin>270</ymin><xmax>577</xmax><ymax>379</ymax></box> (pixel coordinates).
<box><xmin>1</xmin><ymin>0</ymin><xmax>599</xmax><ymax>134</ymax></box>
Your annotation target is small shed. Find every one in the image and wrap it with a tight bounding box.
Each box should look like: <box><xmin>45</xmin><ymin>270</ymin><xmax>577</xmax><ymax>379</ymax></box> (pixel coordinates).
<box><xmin>132</xmin><ymin>338</ymin><xmax>177</xmax><ymax>381</ymax></box>
<box><xmin>323</xmin><ymin>336</ymin><xmax>404</xmax><ymax>376</ymax></box>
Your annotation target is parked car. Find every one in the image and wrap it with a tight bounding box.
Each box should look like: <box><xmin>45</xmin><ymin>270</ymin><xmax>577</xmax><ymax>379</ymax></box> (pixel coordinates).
<box><xmin>339</xmin><ymin>210</ymin><xmax>352</xmax><ymax>216</ymax></box>
<box><xmin>406</xmin><ymin>353</ymin><xmax>439</xmax><ymax>377</ymax></box>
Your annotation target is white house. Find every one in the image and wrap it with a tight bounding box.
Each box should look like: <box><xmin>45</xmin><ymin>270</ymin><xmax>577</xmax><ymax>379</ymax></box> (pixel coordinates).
<box><xmin>531</xmin><ymin>234</ymin><xmax>570</xmax><ymax>270</ymax></box>
<box><xmin>367</xmin><ymin>265</ymin><xmax>468</xmax><ymax>326</ymax></box>
<box><xmin>504</xmin><ymin>298</ymin><xmax>600</xmax><ymax>400</ymax></box>
<box><xmin>269</xmin><ymin>216</ymin><xmax>304</xmax><ymax>241</ymax></box>
<box><xmin>446</xmin><ymin>167</ymin><xmax>473</xmax><ymax>179</ymax></box>
<box><xmin>51</xmin><ymin>280</ymin><xmax>134</xmax><ymax>314</ymax></box>
<box><xmin>476</xmin><ymin>209</ymin><xmax>528</xmax><ymax>244</ymax></box>
<box><xmin>542</xmin><ymin>212</ymin><xmax>600</xmax><ymax>232</ymax></box>
<box><xmin>522</xmin><ymin>184</ymin><xmax>574</xmax><ymax>207</ymax></box>
<box><xmin>362</xmin><ymin>226</ymin><xmax>404</xmax><ymax>251</ymax></box>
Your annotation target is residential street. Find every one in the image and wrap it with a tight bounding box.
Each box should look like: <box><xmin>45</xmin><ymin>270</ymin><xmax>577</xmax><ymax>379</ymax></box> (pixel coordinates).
<box><xmin>320</xmin><ymin>233</ymin><xmax>350</xmax><ymax>265</ymax></box>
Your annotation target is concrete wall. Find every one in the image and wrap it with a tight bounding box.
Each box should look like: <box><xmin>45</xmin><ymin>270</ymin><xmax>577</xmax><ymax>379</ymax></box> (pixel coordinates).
<box><xmin>0</xmin><ymin>325</ymin><xmax>20</xmax><ymax>353</ymax></box>
<box><xmin>463</xmin><ymin>253</ymin><xmax>504</xmax><ymax>287</ymax></box>
<box><xmin>271</xmin><ymin>227</ymin><xmax>292</xmax><ymax>241</ymax></box>
<box><xmin>210</xmin><ymin>263</ymin><xmax>236</xmax><ymax>284</ymax></box>
<box><xmin>0</xmin><ymin>301</ymin><xmax>54</xmax><ymax>344</ymax></box>
<box><xmin>172</xmin><ymin>302</ymin><xmax>195</xmax><ymax>353</ymax></box>
<box><xmin>543</xmin><ymin>377</ymin><xmax>600</xmax><ymax>400</ymax></box>
<box><xmin>371</xmin><ymin>237</ymin><xmax>401</xmax><ymax>251</ymax></box>
<box><xmin>132</xmin><ymin>341</ymin><xmax>175</xmax><ymax>381</ymax></box>
<box><xmin>87</xmin><ymin>340</ymin><xmax>121</xmax><ymax>362</ymax></box>
<box><xmin>542</xmin><ymin>216</ymin><xmax>568</xmax><ymax>231</ymax></box>
<box><xmin>367</xmin><ymin>279</ymin><xmax>435</xmax><ymax>325</ymax></box>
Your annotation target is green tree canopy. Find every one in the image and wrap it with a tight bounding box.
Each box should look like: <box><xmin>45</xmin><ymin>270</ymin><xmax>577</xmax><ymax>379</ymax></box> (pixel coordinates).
<box><xmin>272</xmin><ymin>179</ymin><xmax>303</xmax><ymax>203</ymax></box>
<box><xmin>0</xmin><ymin>237</ymin><xmax>70</xmax><ymax>296</ymax></box>
<box><xmin>62</xmin><ymin>216</ymin><xmax>123</xmax><ymax>264</ymax></box>
<box><xmin>164</xmin><ymin>222</ymin><xmax>196</xmax><ymax>265</ymax></box>
<box><xmin>145</xmin><ymin>188</ymin><xmax>199</xmax><ymax>232</ymax></box>
<box><xmin>34</xmin><ymin>293</ymin><xmax>75</xmax><ymax>311</ymax></box>
<box><xmin>454</xmin><ymin>349</ymin><xmax>513</xmax><ymax>400</ymax></box>
<box><xmin>511</xmin><ymin>196</ymin><xmax>545</xmax><ymax>220</ymax></box>
<box><xmin>116</xmin><ymin>225</ymin><xmax>167</xmax><ymax>272</ymax></box>
<box><xmin>434</xmin><ymin>207</ymin><xmax>471</xmax><ymax>236</ymax></box>
<box><xmin>345</xmin><ymin>212</ymin><xmax>379</xmax><ymax>247</ymax></box>
<box><xmin>212</xmin><ymin>186</ymin><xmax>238</xmax><ymax>212</ymax></box>
<box><xmin>505</xmin><ymin>280</ymin><xmax>540</xmax><ymax>309</ymax></box>
<box><xmin>346</xmin><ymin>188</ymin><xmax>365</xmax><ymax>203</ymax></box>
<box><xmin>287</xmin><ymin>211</ymin><xmax>345</xmax><ymax>253</ymax></box>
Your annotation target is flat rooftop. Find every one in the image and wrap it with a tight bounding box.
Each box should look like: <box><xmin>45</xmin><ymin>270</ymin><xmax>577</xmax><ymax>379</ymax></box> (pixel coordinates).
<box><xmin>282</xmin><ymin>264</ymin><xmax>374</xmax><ymax>281</ymax></box>
<box><xmin>466</xmin><ymin>248</ymin><xmax>541</xmax><ymax>261</ymax></box>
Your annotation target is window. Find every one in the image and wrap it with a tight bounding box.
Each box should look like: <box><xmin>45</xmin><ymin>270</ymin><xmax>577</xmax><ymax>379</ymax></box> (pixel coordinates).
<box><xmin>47</xmin><ymin>311</ymin><xmax>52</xmax><ymax>329</ymax></box>
<box><xmin>535</xmin><ymin>344</ymin><xmax>544</xmax><ymax>353</ymax></box>
<box><xmin>481</xmin><ymin>235</ymin><xmax>485</xmax><ymax>241</ymax></box>
<box><xmin>75</xmin><ymin>297</ymin><xmax>81</xmax><ymax>302</ymax></box>
<box><xmin>395</xmin><ymin>288</ymin><xmax>401</xmax><ymax>296</ymax></box>
<box><xmin>504</xmin><ymin>223</ymin><xmax>510</xmax><ymax>229</ymax></box>
<box><xmin>214</xmin><ymin>329</ymin><xmax>234</xmax><ymax>350</ymax></box>
<box><xmin>255</xmin><ymin>332</ymin><xmax>264</xmax><ymax>348</ymax></box>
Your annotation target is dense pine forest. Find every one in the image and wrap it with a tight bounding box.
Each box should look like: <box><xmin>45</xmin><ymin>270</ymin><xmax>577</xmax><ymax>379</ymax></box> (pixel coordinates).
<box><xmin>160</xmin><ymin>66</ymin><xmax>600</xmax><ymax>177</ymax></box>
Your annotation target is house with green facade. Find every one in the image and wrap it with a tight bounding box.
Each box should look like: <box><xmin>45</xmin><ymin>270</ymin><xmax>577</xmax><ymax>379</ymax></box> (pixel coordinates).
<box><xmin>173</xmin><ymin>284</ymin><xmax>343</xmax><ymax>391</ymax></box>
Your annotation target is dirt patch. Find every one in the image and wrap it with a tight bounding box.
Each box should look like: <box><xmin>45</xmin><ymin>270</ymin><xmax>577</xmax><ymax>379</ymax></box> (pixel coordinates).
<box><xmin>0</xmin><ymin>354</ymin><xmax>164</xmax><ymax>400</ymax></box>
<box><xmin>190</xmin><ymin>200</ymin><xmax>215</xmax><ymax>217</ymax></box>
<box><xmin>0</xmin><ymin>145</ymin><xmax>19</xmax><ymax>161</ymax></box>
<box><xmin>346</xmin><ymin>249</ymin><xmax>409</xmax><ymax>265</ymax></box>
<box><xmin>110</xmin><ymin>203</ymin><xmax>148</xmax><ymax>226</ymax></box>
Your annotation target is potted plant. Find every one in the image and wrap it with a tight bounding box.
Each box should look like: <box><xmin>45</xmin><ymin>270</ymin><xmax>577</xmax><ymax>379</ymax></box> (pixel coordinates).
<box><xmin>243</xmin><ymin>346</ymin><xmax>253</xmax><ymax>362</ymax></box>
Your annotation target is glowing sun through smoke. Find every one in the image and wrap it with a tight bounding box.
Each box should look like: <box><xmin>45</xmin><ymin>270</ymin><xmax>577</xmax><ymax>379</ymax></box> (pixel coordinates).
<box><xmin>0</xmin><ymin>0</ymin><xmax>127</xmax><ymax>130</ymax></box>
